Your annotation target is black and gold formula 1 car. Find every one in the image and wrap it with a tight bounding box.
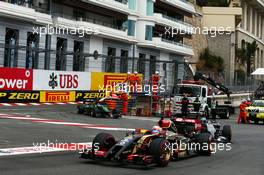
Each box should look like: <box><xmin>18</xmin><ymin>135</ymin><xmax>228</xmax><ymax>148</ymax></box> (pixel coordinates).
<box><xmin>80</xmin><ymin>120</ymin><xmax>213</xmax><ymax>167</ymax></box>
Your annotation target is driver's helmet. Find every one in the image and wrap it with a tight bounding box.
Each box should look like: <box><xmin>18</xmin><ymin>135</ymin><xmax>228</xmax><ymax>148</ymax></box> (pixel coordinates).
<box><xmin>158</xmin><ymin>119</ymin><xmax>172</xmax><ymax>129</ymax></box>
<box><xmin>200</xmin><ymin>117</ymin><xmax>207</xmax><ymax>124</ymax></box>
<box><xmin>151</xmin><ymin>126</ymin><xmax>162</xmax><ymax>134</ymax></box>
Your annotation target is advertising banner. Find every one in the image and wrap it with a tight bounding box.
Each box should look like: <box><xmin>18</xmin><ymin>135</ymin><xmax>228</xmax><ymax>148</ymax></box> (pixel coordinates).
<box><xmin>0</xmin><ymin>91</ymin><xmax>40</xmax><ymax>103</ymax></box>
<box><xmin>40</xmin><ymin>91</ymin><xmax>76</xmax><ymax>102</ymax></box>
<box><xmin>91</xmin><ymin>72</ymin><xmax>142</xmax><ymax>92</ymax></box>
<box><xmin>0</xmin><ymin>68</ymin><xmax>33</xmax><ymax>91</ymax></box>
<box><xmin>75</xmin><ymin>91</ymin><xmax>106</xmax><ymax>101</ymax></box>
<box><xmin>33</xmin><ymin>70</ymin><xmax>91</xmax><ymax>91</ymax></box>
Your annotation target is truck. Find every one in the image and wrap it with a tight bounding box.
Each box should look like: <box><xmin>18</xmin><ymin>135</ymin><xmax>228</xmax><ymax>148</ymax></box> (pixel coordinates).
<box><xmin>172</xmin><ymin>72</ymin><xmax>234</xmax><ymax>119</ymax></box>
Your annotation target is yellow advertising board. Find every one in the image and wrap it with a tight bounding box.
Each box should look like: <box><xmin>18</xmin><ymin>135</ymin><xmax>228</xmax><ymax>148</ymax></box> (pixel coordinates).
<box><xmin>40</xmin><ymin>91</ymin><xmax>76</xmax><ymax>103</ymax></box>
<box><xmin>91</xmin><ymin>72</ymin><xmax>142</xmax><ymax>93</ymax></box>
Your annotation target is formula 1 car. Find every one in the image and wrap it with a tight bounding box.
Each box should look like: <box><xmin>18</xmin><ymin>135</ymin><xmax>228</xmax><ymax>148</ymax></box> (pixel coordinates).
<box><xmin>168</xmin><ymin>114</ymin><xmax>232</xmax><ymax>143</ymax></box>
<box><xmin>80</xmin><ymin>121</ymin><xmax>213</xmax><ymax>167</ymax></box>
<box><xmin>77</xmin><ymin>98</ymin><xmax>121</xmax><ymax>119</ymax></box>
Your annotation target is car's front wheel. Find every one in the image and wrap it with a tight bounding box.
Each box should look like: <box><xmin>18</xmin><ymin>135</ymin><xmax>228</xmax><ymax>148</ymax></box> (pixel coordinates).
<box><xmin>149</xmin><ymin>138</ymin><xmax>171</xmax><ymax>167</ymax></box>
<box><xmin>222</xmin><ymin>125</ymin><xmax>232</xmax><ymax>142</ymax></box>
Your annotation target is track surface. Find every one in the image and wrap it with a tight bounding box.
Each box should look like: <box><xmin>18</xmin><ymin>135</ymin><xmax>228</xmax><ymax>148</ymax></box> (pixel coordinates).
<box><xmin>0</xmin><ymin>105</ymin><xmax>263</xmax><ymax>175</ymax></box>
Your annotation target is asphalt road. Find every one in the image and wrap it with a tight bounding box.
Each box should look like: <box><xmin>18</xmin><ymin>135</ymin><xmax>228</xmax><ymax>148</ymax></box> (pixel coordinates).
<box><xmin>0</xmin><ymin>105</ymin><xmax>263</xmax><ymax>175</ymax></box>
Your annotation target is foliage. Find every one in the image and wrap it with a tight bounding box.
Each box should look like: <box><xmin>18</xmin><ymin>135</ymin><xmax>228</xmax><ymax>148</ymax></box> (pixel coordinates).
<box><xmin>235</xmin><ymin>69</ymin><xmax>246</xmax><ymax>84</ymax></box>
<box><xmin>198</xmin><ymin>48</ymin><xmax>224</xmax><ymax>73</ymax></box>
<box><xmin>236</xmin><ymin>41</ymin><xmax>258</xmax><ymax>76</ymax></box>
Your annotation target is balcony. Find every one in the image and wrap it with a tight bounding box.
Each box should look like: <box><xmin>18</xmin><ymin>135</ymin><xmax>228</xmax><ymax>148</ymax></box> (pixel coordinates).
<box><xmin>53</xmin><ymin>16</ymin><xmax>136</xmax><ymax>42</ymax></box>
<box><xmin>0</xmin><ymin>1</ymin><xmax>52</xmax><ymax>25</ymax></box>
<box><xmin>257</xmin><ymin>0</ymin><xmax>264</xmax><ymax>8</ymax></box>
<box><xmin>154</xmin><ymin>13</ymin><xmax>193</xmax><ymax>34</ymax></box>
<box><xmin>137</xmin><ymin>37</ymin><xmax>194</xmax><ymax>56</ymax></box>
<box><xmin>160</xmin><ymin>0</ymin><xmax>195</xmax><ymax>14</ymax></box>
<box><xmin>81</xmin><ymin>0</ymin><xmax>130</xmax><ymax>14</ymax></box>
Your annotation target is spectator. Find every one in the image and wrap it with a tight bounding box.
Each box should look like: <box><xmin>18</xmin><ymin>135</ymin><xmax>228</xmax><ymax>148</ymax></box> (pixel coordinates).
<box><xmin>181</xmin><ymin>94</ymin><xmax>189</xmax><ymax>116</ymax></box>
<box><xmin>211</xmin><ymin>98</ymin><xmax>217</xmax><ymax>120</ymax></box>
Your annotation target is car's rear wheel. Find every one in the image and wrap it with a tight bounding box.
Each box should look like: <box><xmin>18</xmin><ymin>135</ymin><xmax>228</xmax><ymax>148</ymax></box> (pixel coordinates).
<box><xmin>254</xmin><ymin>119</ymin><xmax>259</xmax><ymax>124</ymax></box>
<box><xmin>149</xmin><ymin>138</ymin><xmax>171</xmax><ymax>167</ymax></box>
<box><xmin>196</xmin><ymin>133</ymin><xmax>212</xmax><ymax>156</ymax></box>
<box><xmin>222</xmin><ymin>125</ymin><xmax>232</xmax><ymax>142</ymax></box>
<box><xmin>225</xmin><ymin>110</ymin><xmax>230</xmax><ymax>119</ymax></box>
<box><xmin>78</xmin><ymin>108</ymin><xmax>84</xmax><ymax>114</ymax></box>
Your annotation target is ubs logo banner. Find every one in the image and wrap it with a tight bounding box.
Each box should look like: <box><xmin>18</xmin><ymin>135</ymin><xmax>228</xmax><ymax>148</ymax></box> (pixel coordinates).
<box><xmin>33</xmin><ymin>70</ymin><xmax>91</xmax><ymax>91</ymax></box>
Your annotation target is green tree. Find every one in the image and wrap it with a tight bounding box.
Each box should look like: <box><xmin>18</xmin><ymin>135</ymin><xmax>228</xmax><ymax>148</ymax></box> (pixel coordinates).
<box><xmin>246</xmin><ymin>41</ymin><xmax>258</xmax><ymax>76</ymax></box>
<box><xmin>198</xmin><ymin>48</ymin><xmax>224</xmax><ymax>73</ymax></box>
<box><xmin>235</xmin><ymin>69</ymin><xmax>246</xmax><ymax>84</ymax></box>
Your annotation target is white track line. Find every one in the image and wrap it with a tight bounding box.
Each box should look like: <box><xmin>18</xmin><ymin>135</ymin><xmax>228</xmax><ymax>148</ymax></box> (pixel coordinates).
<box><xmin>0</xmin><ymin>142</ymin><xmax>92</xmax><ymax>157</ymax></box>
<box><xmin>15</xmin><ymin>103</ymin><xmax>28</xmax><ymax>106</ymax></box>
<box><xmin>67</xmin><ymin>102</ymin><xmax>77</xmax><ymax>104</ymax></box>
<box><xmin>42</xmin><ymin>103</ymin><xmax>53</xmax><ymax>105</ymax></box>
<box><xmin>29</xmin><ymin>103</ymin><xmax>41</xmax><ymax>106</ymax></box>
<box><xmin>55</xmin><ymin>102</ymin><xmax>66</xmax><ymax>105</ymax></box>
<box><xmin>0</xmin><ymin>103</ymin><xmax>12</xmax><ymax>106</ymax></box>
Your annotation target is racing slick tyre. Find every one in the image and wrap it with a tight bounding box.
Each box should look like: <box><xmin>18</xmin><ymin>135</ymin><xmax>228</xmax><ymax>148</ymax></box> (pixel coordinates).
<box><xmin>149</xmin><ymin>138</ymin><xmax>171</xmax><ymax>167</ymax></box>
<box><xmin>196</xmin><ymin>133</ymin><xmax>212</xmax><ymax>156</ymax></box>
<box><xmin>224</xmin><ymin>110</ymin><xmax>230</xmax><ymax>119</ymax></box>
<box><xmin>222</xmin><ymin>125</ymin><xmax>232</xmax><ymax>142</ymax></box>
<box><xmin>204</xmin><ymin>108</ymin><xmax>210</xmax><ymax>119</ymax></box>
<box><xmin>254</xmin><ymin>119</ymin><xmax>259</xmax><ymax>124</ymax></box>
<box><xmin>92</xmin><ymin>133</ymin><xmax>116</xmax><ymax>153</ymax></box>
<box><xmin>77</xmin><ymin>109</ymin><xmax>84</xmax><ymax>114</ymax></box>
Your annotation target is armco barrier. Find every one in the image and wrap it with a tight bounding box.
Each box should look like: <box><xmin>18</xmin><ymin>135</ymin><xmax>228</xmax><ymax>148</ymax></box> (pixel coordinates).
<box><xmin>213</xmin><ymin>93</ymin><xmax>252</xmax><ymax>107</ymax></box>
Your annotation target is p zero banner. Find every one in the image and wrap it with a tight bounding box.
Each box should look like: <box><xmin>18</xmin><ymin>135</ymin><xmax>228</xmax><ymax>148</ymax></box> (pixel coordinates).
<box><xmin>76</xmin><ymin>91</ymin><xmax>106</xmax><ymax>101</ymax></box>
<box><xmin>0</xmin><ymin>91</ymin><xmax>40</xmax><ymax>103</ymax></box>
<box><xmin>33</xmin><ymin>70</ymin><xmax>91</xmax><ymax>91</ymax></box>
<box><xmin>0</xmin><ymin>68</ymin><xmax>33</xmax><ymax>91</ymax></box>
<box><xmin>40</xmin><ymin>91</ymin><xmax>76</xmax><ymax>103</ymax></box>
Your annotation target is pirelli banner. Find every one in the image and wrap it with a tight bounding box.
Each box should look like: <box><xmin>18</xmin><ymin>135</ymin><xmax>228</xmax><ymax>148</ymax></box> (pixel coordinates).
<box><xmin>39</xmin><ymin>91</ymin><xmax>76</xmax><ymax>103</ymax></box>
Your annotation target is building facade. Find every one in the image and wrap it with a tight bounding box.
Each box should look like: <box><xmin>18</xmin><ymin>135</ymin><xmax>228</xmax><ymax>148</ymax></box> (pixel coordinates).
<box><xmin>236</xmin><ymin>0</ymin><xmax>264</xmax><ymax>83</ymax></box>
<box><xmin>0</xmin><ymin>0</ymin><xmax>197</xmax><ymax>90</ymax></box>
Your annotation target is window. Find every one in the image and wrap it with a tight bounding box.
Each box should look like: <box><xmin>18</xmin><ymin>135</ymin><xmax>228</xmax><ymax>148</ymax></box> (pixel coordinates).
<box><xmin>202</xmin><ymin>88</ymin><xmax>207</xmax><ymax>98</ymax></box>
<box><xmin>56</xmin><ymin>37</ymin><xmax>67</xmax><ymax>70</ymax></box>
<box><xmin>127</xmin><ymin>20</ymin><xmax>136</xmax><ymax>36</ymax></box>
<box><xmin>241</xmin><ymin>40</ymin><xmax>245</xmax><ymax>49</ymax></box>
<box><xmin>73</xmin><ymin>10</ymin><xmax>86</xmax><ymax>21</ymax></box>
<box><xmin>73</xmin><ymin>41</ymin><xmax>84</xmax><ymax>71</ymax></box>
<box><xmin>26</xmin><ymin>32</ymin><xmax>39</xmax><ymax>69</ymax></box>
<box><xmin>120</xmin><ymin>50</ymin><xmax>128</xmax><ymax>73</ymax></box>
<box><xmin>149</xmin><ymin>55</ymin><xmax>156</xmax><ymax>76</ymax></box>
<box><xmin>4</xmin><ymin>28</ymin><xmax>19</xmax><ymax>67</ymax></box>
<box><xmin>106</xmin><ymin>47</ymin><xmax>116</xmax><ymax>72</ymax></box>
<box><xmin>128</xmin><ymin>0</ymin><xmax>136</xmax><ymax>10</ymax></box>
<box><xmin>137</xmin><ymin>53</ymin><xmax>146</xmax><ymax>75</ymax></box>
<box><xmin>146</xmin><ymin>0</ymin><xmax>153</xmax><ymax>16</ymax></box>
<box><xmin>145</xmin><ymin>25</ymin><xmax>153</xmax><ymax>41</ymax></box>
